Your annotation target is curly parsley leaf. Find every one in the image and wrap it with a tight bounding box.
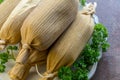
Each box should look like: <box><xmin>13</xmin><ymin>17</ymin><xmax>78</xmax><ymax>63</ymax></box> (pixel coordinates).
<box><xmin>58</xmin><ymin>67</ymin><xmax>72</xmax><ymax>80</ymax></box>
<box><xmin>0</xmin><ymin>0</ymin><xmax>4</xmax><ymax>4</ymax></box>
<box><xmin>80</xmin><ymin>0</ymin><xmax>86</xmax><ymax>6</ymax></box>
<box><xmin>0</xmin><ymin>46</ymin><xmax>18</xmax><ymax>72</ymax></box>
<box><xmin>0</xmin><ymin>64</ymin><xmax>6</xmax><ymax>72</ymax></box>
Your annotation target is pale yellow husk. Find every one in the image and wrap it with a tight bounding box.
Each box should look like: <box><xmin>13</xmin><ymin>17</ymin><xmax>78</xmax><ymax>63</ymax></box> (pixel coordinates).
<box><xmin>0</xmin><ymin>0</ymin><xmax>41</xmax><ymax>50</ymax></box>
<box><xmin>15</xmin><ymin>0</ymin><xmax>78</xmax><ymax>68</ymax></box>
<box><xmin>10</xmin><ymin>0</ymin><xmax>78</xmax><ymax>79</ymax></box>
<box><xmin>20</xmin><ymin>0</ymin><xmax>78</xmax><ymax>52</ymax></box>
<box><xmin>9</xmin><ymin>49</ymin><xmax>48</xmax><ymax>80</ymax></box>
<box><xmin>0</xmin><ymin>0</ymin><xmax>20</xmax><ymax>29</ymax></box>
<box><xmin>39</xmin><ymin>4</ymin><xmax>96</xmax><ymax>80</ymax></box>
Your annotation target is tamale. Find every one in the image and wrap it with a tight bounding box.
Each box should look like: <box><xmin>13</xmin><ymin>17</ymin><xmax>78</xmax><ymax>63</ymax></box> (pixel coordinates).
<box><xmin>40</xmin><ymin>3</ymin><xmax>96</xmax><ymax>80</ymax></box>
<box><xmin>0</xmin><ymin>0</ymin><xmax>41</xmax><ymax>50</ymax></box>
<box><xmin>9</xmin><ymin>49</ymin><xmax>48</xmax><ymax>80</ymax></box>
<box><xmin>17</xmin><ymin>0</ymin><xmax>78</xmax><ymax>64</ymax></box>
<box><xmin>0</xmin><ymin>0</ymin><xmax>20</xmax><ymax>29</ymax></box>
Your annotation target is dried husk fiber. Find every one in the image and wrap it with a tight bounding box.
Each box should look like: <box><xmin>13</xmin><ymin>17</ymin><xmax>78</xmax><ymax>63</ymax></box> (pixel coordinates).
<box><xmin>39</xmin><ymin>3</ymin><xmax>96</xmax><ymax>80</ymax></box>
<box><xmin>0</xmin><ymin>0</ymin><xmax>41</xmax><ymax>50</ymax></box>
<box><xmin>0</xmin><ymin>0</ymin><xmax>20</xmax><ymax>29</ymax></box>
<box><xmin>17</xmin><ymin>0</ymin><xmax>78</xmax><ymax>64</ymax></box>
<box><xmin>9</xmin><ymin>49</ymin><xmax>48</xmax><ymax>80</ymax></box>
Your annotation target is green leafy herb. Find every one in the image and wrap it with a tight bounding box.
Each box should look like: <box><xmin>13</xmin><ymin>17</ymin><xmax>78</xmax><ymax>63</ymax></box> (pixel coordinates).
<box><xmin>0</xmin><ymin>46</ymin><xmax>18</xmax><ymax>73</ymax></box>
<box><xmin>58</xmin><ymin>67</ymin><xmax>72</xmax><ymax>80</ymax></box>
<box><xmin>0</xmin><ymin>64</ymin><xmax>5</xmax><ymax>72</ymax></box>
<box><xmin>80</xmin><ymin>0</ymin><xmax>86</xmax><ymax>6</ymax></box>
<box><xmin>0</xmin><ymin>53</ymin><xmax>9</xmax><ymax>64</ymax></box>
<box><xmin>0</xmin><ymin>0</ymin><xmax>4</xmax><ymax>4</ymax></box>
<box><xmin>58</xmin><ymin>23</ymin><xmax>110</xmax><ymax>80</ymax></box>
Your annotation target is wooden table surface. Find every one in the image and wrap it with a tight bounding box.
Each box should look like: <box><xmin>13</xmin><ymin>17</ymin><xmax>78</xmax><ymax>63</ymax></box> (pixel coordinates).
<box><xmin>88</xmin><ymin>0</ymin><xmax>120</xmax><ymax>80</ymax></box>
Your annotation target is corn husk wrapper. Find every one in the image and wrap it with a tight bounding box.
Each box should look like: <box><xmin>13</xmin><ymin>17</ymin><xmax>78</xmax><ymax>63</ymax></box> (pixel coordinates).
<box><xmin>0</xmin><ymin>0</ymin><xmax>20</xmax><ymax>29</ymax></box>
<box><xmin>16</xmin><ymin>0</ymin><xmax>78</xmax><ymax>64</ymax></box>
<box><xmin>39</xmin><ymin>3</ymin><xmax>96</xmax><ymax>80</ymax></box>
<box><xmin>10</xmin><ymin>0</ymin><xmax>78</xmax><ymax>79</ymax></box>
<box><xmin>0</xmin><ymin>0</ymin><xmax>41</xmax><ymax>50</ymax></box>
<box><xmin>9</xmin><ymin>48</ymin><xmax>48</xmax><ymax>80</ymax></box>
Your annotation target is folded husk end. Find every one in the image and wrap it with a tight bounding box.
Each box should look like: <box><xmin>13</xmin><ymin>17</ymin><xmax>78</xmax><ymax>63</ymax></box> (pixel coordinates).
<box><xmin>8</xmin><ymin>63</ymin><xmax>31</xmax><ymax>80</ymax></box>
